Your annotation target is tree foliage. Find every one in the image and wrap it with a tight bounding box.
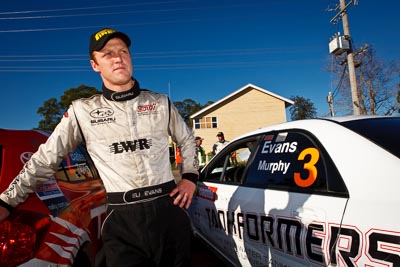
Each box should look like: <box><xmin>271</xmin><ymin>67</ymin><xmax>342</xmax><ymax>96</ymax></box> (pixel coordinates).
<box><xmin>397</xmin><ymin>85</ymin><xmax>400</xmax><ymax>114</ymax></box>
<box><xmin>60</xmin><ymin>85</ymin><xmax>100</xmax><ymax>110</ymax></box>
<box><xmin>202</xmin><ymin>101</ymin><xmax>214</xmax><ymax>108</ymax></box>
<box><xmin>36</xmin><ymin>85</ymin><xmax>100</xmax><ymax>130</ymax></box>
<box><xmin>173</xmin><ymin>99</ymin><xmax>202</xmax><ymax>126</ymax></box>
<box><xmin>36</xmin><ymin>98</ymin><xmax>63</xmax><ymax>131</ymax></box>
<box><xmin>327</xmin><ymin>45</ymin><xmax>400</xmax><ymax>115</ymax></box>
<box><xmin>36</xmin><ymin>84</ymin><xmax>211</xmax><ymax>130</ymax></box>
<box><xmin>289</xmin><ymin>96</ymin><xmax>317</xmax><ymax>120</ymax></box>
<box><xmin>398</xmin><ymin>87</ymin><xmax>400</xmax><ymax>104</ymax></box>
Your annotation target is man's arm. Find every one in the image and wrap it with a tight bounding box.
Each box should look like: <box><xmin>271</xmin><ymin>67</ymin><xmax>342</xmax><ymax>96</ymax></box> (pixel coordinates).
<box><xmin>0</xmin><ymin>105</ymin><xmax>83</xmax><ymax>220</ymax></box>
<box><xmin>170</xmin><ymin>179</ymin><xmax>196</xmax><ymax>209</ymax></box>
<box><xmin>167</xmin><ymin>99</ymin><xmax>199</xmax><ymax>208</ymax></box>
<box><xmin>168</xmin><ymin>100</ymin><xmax>199</xmax><ymax>176</ymax></box>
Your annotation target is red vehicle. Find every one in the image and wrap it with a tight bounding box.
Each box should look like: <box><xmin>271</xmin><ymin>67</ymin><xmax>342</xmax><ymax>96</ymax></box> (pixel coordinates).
<box><xmin>0</xmin><ymin>129</ymin><xmax>107</xmax><ymax>267</ymax></box>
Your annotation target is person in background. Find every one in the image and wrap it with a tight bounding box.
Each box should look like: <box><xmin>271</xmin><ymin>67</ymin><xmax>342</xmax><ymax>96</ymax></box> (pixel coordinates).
<box><xmin>195</xmin><ymin>136</ymin><xmax>206</xmax><ymax>168</ymax></box>
<box><xmin>0</xmin><ymin>28</ymin><xmax>198</xmax><ymax>267</ymax></box>
<box><xmin>175</xmin><ymin>146</ymin><xmax>183</xmax><ymax>177</ymax></box>
<box><xmin>230</xmin><ymin>150</ymin><xmax>238</xmax><ymax>166</ymax></box>
<box><xmin>212</xmin><ymin>131</ymin><xmax>229</xmax><ymax>155</ymax></box>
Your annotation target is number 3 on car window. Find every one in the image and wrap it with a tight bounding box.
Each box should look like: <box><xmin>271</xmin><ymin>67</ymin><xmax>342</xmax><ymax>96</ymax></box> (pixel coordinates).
<box><xmin>294</xmin><ymin>147</ymin><xmax>319</xmax><ymax>187</ymax></box>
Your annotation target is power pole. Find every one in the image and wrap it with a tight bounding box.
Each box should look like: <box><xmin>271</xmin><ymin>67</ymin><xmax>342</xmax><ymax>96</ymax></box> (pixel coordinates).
<box><xmin>340</xmin><ymin>0</ymin><xmax>360</xmax><ymax>115</ymax></box>
<box><xmin>330</xmin><ymin>0</ymin><xmax>360</xmax><ymax>115</ymax></box>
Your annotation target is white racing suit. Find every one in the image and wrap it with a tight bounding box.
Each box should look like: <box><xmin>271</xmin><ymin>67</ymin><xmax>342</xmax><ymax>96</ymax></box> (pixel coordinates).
<box><xmin>0</xmin><ymin>80</ymin><xmax>198</xmax><ymax>266</ymax></box>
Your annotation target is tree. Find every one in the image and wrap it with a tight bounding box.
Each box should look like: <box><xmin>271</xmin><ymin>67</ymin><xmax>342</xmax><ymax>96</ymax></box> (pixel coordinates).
<box><xmin>36</xmin><ymin>98</ymin><xmax>63</xmax><ymax>131</ymax></box>
<box><xmin>202</xmin><ymin>101</ymin><xmax>214</xmax><ymax>108</ymax></box>
<box><xmin>60</xmin><ymin>85</ymin><xmax>100</xmax><ymax>110</ymax></box>
<box><xmin>173</xmin><ymin>99</ymin><xmax>202</xmax><ymax>126</ymax></box>
<box><xmin>397</xmin><ymin>85</ymin><xmax>400</xmax><ymax>114</ymax></box>
<box><xmin>36</xmin><ymin>85</ymin><xmax>100</xmax><ymax>130</ymax></box>
<box><xmin>37</xmin><ymin>84</ymin><xmax>212</xmax><ymax>130</ymax></box>
<box><xmin>398</xmin><ymin>87</ymin><xmax>400</xmax><ymax>104</ymax></box>
<box><xmin>327</xmin><ymin>45</ymin><xmax>400</xmax><ymax>115</ymax></box>
<box><xmin>289</xmin><ymin>96</ymin><xmax>317</xmax><ymax>120</ymax></box>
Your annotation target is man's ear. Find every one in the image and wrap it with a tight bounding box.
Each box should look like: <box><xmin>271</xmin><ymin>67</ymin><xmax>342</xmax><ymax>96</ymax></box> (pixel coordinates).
<box><xmin>90</xmin><ymin>59</ymin><xmax>100</xmax><ymax>73</ymax></box>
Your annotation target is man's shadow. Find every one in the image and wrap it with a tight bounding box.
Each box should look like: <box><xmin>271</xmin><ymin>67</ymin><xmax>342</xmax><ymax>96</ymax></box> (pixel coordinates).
<box><xmin>227</xmin><ymin>186</ymin><xmax>310</xmax><ymax>266</ymax></box>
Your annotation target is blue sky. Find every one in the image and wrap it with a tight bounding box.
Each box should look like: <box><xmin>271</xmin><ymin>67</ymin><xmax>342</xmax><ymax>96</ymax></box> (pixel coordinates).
<box><xmin>1</xmin><ymin>0</ymin><xmax>399</xmax><ymax>129</ymax></box>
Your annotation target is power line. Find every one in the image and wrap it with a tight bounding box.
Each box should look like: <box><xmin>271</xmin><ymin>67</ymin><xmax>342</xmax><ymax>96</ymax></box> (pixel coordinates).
<box><xmin>0</xmin><ymin>43</ymin><xmax>324</xmax><ymax>72</ymax></box>
<box><xmin>0</xmin><ymin>2</ymin><xmax>280</xmax><ymax>21</ymax></box>
<box><xmin>0</xmin><ymin>2</ymin><xmax>293</xmax><ymax>33</ymax></box>
<box><xmin>0</xmin><ymin>1</ymin><xmax>326</xmax><ymax>72</ymax></box>
<box><xmin>0</xmin><ymin>46</ymin><xmax>322</xmax><ymax>61</ymax></box>
<box><xmin>0</xmin><ymin>14</ymin><xmax>267</xmax><ymax>33</ymax></box>
<box><xmin>0</xmin><ymin>58</ymin><xmax>323</xmax><ymax>72</ymax></box>
<box><xmin>0</xmin><ymin>1</ymin><xmax>189</xmax><ymax>15</ymax></box>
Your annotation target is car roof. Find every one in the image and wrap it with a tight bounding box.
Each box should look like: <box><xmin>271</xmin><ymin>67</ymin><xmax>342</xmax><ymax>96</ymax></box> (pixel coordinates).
<box><xmin>319</xmin><ymin>114</ymin><xmax>393</xmax><ymax>122</ymax></box>
<box><xmin>230</xmin><ymin>115</ymin><xmax>400</xmax><ymax>142</ymax></box>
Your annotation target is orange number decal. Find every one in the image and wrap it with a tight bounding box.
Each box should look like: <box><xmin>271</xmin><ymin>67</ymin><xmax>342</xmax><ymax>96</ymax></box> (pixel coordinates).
<box><xmin>294</xmin><ymin>148</ymin><xmax>319</xmax><ymax>187</ymax></box>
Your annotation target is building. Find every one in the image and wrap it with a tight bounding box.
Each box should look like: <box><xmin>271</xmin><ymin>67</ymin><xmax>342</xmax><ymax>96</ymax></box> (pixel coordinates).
<box><xmin>190</xmin><ymin>83</ymin><xmax>293</xmax><ymax>155</ymax></box>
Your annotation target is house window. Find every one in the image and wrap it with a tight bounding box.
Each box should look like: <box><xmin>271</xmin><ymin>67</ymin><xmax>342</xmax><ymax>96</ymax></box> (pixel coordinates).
<box><xmin>194</xmin><ymin>116</ymin><xmax>218</xmax><ymax>129</ymax></box>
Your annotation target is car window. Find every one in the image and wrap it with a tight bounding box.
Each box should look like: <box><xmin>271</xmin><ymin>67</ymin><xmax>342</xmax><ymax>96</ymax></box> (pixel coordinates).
<box><xmin>202</xmin><ymin>136</ymin><xmax>259</xmax><ymax>184</ymax></box>
<box><xmin>244</xmin><ymin>130</ymin><xmax>347</xmax><ymax>196</ymax></box>
<box><xmin>34</xmin><ymin>146</ymin><xmax>98</xmax><ymax>215</ymax></box>
<box><xmin>339</xmin><ymin>117</ymin><xmax>400</xmax><ymax>159</ymax></box>
<box><xmin>57</xmin><ymin>146</ymin><xmax>96</xmax><ymax>182</ymax></box>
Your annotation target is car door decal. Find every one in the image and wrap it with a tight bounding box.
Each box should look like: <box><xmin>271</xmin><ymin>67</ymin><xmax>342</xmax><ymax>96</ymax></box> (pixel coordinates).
<box><xmin>294</xmin><ymin>147</ymin><xmax>320</xmax><ymax>187</ymax></box>
<box><xmin>38</xmin><ymin>215</ymin><xmax>90</xmax><ymax>265</ymax></box>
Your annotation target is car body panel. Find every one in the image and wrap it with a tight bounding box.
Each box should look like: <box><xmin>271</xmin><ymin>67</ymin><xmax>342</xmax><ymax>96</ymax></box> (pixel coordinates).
<box><xmin>0</xmin><ymin>129</ymin><xmax>106</xmax><ymax>267</ymax></box>
<box><xmin>189</xmin><ymin>116</ymin><xmax>400</xmax><ymax>267</ymax></box>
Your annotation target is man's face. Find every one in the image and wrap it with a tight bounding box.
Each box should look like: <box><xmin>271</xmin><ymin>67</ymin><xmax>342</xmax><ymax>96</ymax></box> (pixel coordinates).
<box><xmin>90</xmin><ymin>38</ymin><xmax>133</xmax><ymax>91</ymax></box>
<box><xmin>196</xmin><ymin>140</ymin><xmax>202</xmax><ymax>146</ymax></box>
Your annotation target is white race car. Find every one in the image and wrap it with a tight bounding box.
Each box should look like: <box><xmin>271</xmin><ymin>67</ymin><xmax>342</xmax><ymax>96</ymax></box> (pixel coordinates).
<box><xmin>188</xmin><ymin>116</ymin><xmax>400</xmax><ymax>267</ymax></box>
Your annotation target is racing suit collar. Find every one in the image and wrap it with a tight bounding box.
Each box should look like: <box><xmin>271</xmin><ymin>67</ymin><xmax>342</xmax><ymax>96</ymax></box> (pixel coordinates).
<box><xmin>102</xmin><ymin>79</ymin><xmax>140</xmax><ymax>101</ymax></box>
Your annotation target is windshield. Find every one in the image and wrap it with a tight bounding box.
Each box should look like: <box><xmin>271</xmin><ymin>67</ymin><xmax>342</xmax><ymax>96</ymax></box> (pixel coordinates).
<box><xmin>340</xmin><ymin>117</ymin><xmax>400</xmax><ymax>158</ymax></box>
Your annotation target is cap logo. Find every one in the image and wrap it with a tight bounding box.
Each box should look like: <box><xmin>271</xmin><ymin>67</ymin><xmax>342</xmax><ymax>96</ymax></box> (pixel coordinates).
<box><xmin>95</xmin><ymin>28</ymin><xmax>116</xmax><ymax>41</ymax></box>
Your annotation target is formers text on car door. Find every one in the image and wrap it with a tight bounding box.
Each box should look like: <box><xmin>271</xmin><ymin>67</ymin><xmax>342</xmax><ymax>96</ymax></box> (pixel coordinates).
<box><xmin>0</xmin><ymin>129</ymin><xmax>107</xmax><ymax>267</ymax></box>
<box><xmin>188</xmin><ymin>116</ymin><xmax>400</xmax><ymax>267</ymax></box>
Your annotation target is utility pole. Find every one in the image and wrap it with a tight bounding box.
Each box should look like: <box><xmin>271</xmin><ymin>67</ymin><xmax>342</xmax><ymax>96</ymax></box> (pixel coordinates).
<box><xmin>340</xmin><ymin>0</ymin><xmax>360</xmax><ymax>115</ymax></box>
<box><xmin>330</xmin><ymin>0</ymin><xmax>360</xmax><ymax>115</ymax></box>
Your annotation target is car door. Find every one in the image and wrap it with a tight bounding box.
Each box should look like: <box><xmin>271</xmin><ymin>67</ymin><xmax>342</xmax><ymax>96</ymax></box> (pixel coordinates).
<box><xmin>190</xmin><ymin>135</ymin><xmax>260</xmax><ymax>266</ymax></box>
<box><xmin>192</xmin><ymin>130</ymin><xmax>350</xmax><ymax>267</ymax></box>
<box><xmin>242</xmin><ymin>129</ymin><xmax>350</xmax><ymax>267</ymax></box>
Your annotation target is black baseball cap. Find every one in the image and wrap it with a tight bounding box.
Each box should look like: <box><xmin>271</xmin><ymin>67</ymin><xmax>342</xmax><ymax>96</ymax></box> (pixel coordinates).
<box><xmin>89</xmin><ymin>28</ymin><xmax>131</xmax><ymax>56</ymax></box>
<box><xmin>216</xmin><ymin>132</ymin><xmax>224</xmax><ymax>137</ymax></box>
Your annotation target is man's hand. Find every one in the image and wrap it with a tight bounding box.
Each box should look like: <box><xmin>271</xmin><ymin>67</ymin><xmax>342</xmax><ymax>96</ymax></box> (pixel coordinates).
<box><xmin>0</xmin><ymin>206</ymin><xmax>10</xmax><ymax>222</ymax></box>
<box><xmin>170</xmin><ymin>179</ymin><xmax>196</xmax><ymax>209</ymax></box>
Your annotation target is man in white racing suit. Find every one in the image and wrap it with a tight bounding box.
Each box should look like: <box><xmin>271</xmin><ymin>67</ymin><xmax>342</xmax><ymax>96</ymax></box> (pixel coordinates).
<box><xmin>0</xmin><ymin>28</ymin><xmax>198</xmax><ymax>267</ymax></box>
